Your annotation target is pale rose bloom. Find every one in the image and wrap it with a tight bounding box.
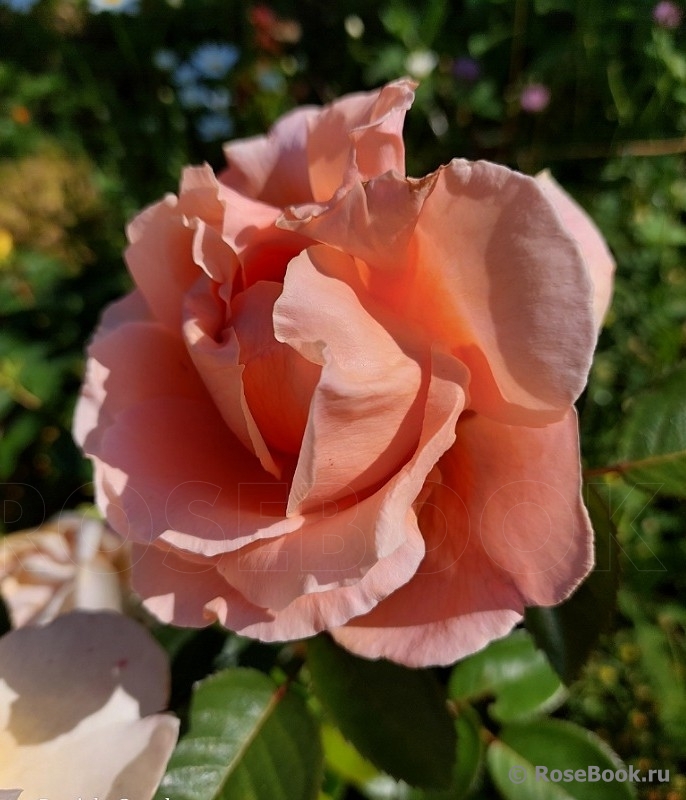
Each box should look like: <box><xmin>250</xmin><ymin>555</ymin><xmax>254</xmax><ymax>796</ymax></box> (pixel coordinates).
<box><xmin>75</xmin><ymin>80</ymin><xmax>614</xmax><ymax>667</ymax></box>
<box><xmin>0</xmin><ymin>513</ymin><xmax>129</xmax><ymax>628</ymax></box>
<box><xmin>0</xmin><ymin>611</ymin><xmax>178</xmax><ymax>798</ymax></box>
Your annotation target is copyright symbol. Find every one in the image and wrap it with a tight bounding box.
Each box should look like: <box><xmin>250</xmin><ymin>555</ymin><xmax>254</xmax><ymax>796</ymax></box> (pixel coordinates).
<box><xmin>509</xmin><ymin>765</ymin><xmax>526</xmax><ymax>784</ymax></box>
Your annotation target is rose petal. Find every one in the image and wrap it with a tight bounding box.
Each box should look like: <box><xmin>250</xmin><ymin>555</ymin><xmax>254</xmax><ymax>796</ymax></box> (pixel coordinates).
<box><xmin>130</xmin><ymin>542</ymin><xmax>270</xmax><ymax>630</ymax></box>
<box><xmin>183</xmin><ymin>274</ymin><xmax>285</xmax><ymax>478</ymax></box>
<box><xmin>125</xmin><ymin>165</ymin><xmax>227</xmax><ymax>331</ymax></box>
<box><xmin>280</xmin><ymin>170</ymin><xmax>437</xmax><ymax>271</ymax></box>
<box><xmin>135</xmin><ymin>349</ymin><xmax>467</xmax><ymax>641</ymax></box>
<box><xmin>76</xmin><ymin>313</ymin><xmax>208</xmax><ymax>449</ymax></box>
<box><xmin>333</xmin><ymin>410</ymin><xmax>592</xmax><ymax>666</ymax></box>
<box><xmin>281</xmin><ymin>160</ymin><xmax>597</xmax><ymax>426</ymax></box>
<box><xmin>230</xmin><ymin>280</ymin><xmax>321</xmax><ymax>455</ymax></box>
<box><xmin>406</xmin><ymin>160</ymin><xmax>596</xmax><ymax>424</ymax></box>
<box><xmin>274</xmin><ymin>245</ymin><xmax>426</xmax><ymax>516</ymax></box>
<box><xmin>221</xmin><ymin>106</ymin><xmax>320</xmax><ymax>207</ymax></box>
<box><xmin>0</xmin><ymin>612</ymin><xmax>178</xmax><ymax>799</ymax></box>
<box><xmin>97</xmin><ymin>396</ymin><xmax>302</xmax><ymax>555</ymax></box>
<box><xmin>305</xmin><ymin>79</ymin><xmax>415</xmax><ymax>202</ymax></box>
<box><xmin>0</xmin><ymin>516</ymin><xmax>128</xmax><ymax>628</ymax></box>
<box><xmin>221</xmin><ymin>80</ymin><xmax>415</xmax><ymax>208</ymax></box>
<box><xmin>536</xmin><ymin>170</ymin><xmax>615</xmax><ymax>332</ymax></box>
<box><xmin>124</xmin><ymin>197</ymin><xmax>196</xmax><ymax>332</ymax></box>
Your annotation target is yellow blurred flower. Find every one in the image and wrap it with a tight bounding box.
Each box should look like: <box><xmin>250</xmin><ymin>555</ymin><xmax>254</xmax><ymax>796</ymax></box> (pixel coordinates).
<box><xmin>0</xmin><ymin>144</ymin><xmax>102</xmax><ymax>267</ymax></box>
<box><xmin>0</xmin><ymin>229</ymin><xmax>13</xmax><ymax>263</ymax></box>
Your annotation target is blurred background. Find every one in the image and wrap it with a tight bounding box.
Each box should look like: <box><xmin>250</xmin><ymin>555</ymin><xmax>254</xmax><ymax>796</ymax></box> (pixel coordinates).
<box><xmin>0</xmin><ymin>1</ymin><xmax>685</xmax><ymax>797</ymax></box>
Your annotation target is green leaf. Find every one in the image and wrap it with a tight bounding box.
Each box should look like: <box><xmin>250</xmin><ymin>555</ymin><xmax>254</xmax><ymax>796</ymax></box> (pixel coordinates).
<box><xmin>308</xmin><ymin>636</ymin><xmax>455</xmax><ymax>789</ymax></box>
<box><xmin>328</xmin><ymin>705</ymin><xmax>485</xmax><ymax>800</ymax></box>
<box><xmin>487</xmin><ymin>719</ymin><xmax>636</xmax><ymax>800</ymax></box>
<box><xmin>415</xmin><ymin>706</ymin><xmax>484</xmax><ymax>800</ymax></box>
<box><xmin>525</xmin><ymin>484</ymin><xmax>619</xmax><ymax>683</ymax></box>
<box><xmin>449</xmin><ymin>630</ymin><xmax>565</xmax><ymax>723</ymax></box>
<box><xmin>322</xmin><ymin>723</ymin><xmax>379</xmax><ymax>788</ymax></box>
<box><xmin>155</xmin><ymin>668</ymin><xmax>322</xmax><ymax>800</ymax></box>
<box><xmin>614</xmin><ymin>365</ymin><xmax>686</xmax><ymax>498</ymax></box>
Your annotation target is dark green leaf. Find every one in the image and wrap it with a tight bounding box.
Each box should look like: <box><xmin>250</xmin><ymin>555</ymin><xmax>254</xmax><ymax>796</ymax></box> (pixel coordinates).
<box><xmin>614</xmin><ymin>365</ymin><xmax>686</xmax><ymax>498</ymax></box>
<box><xmin>332</xmin><ymin>705</ymin><xmax>485</xmax><ymax>800</ymax></box>
<box><xmin>308</xmin><ymin>636</ymin><xmax>455</xmax><ymax>789</ymax></box>
<box><xmin>525</xmin><ymin>484</ymin><xmax>619</xmax><ymax>683</ymax></box>
<box><xmin>415</xmin><ymin>706</ymin><xmax>485</xmax><ymax>800</ymax></box>
<box><xmin>449</xmin><ymin>630</ymin><xmax>565</xmax><ymax>723</ymax></box>
<box><xmin>323</xmin><ymin>723</ymin><xmax>380</xmax><ymax>788</ymax></box>
<box><xmin>155</xmin><ymin>668</ymin><xmax>322</xmax><ymax>800</ymax></box>
<box><xmin>487</xmin><ymin>719</ymin><xmax>636</xmax><ymax>800</ymax></box>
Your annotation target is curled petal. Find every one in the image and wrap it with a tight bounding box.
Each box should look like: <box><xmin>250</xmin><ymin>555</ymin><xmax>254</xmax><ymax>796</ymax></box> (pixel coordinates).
<box><xmin>405</xmin><ymin>160</ymin><xmax>597</xmax><ymax>423</ymax></box>
<box><xmin>274</xmin><ymin>246</ymin><xmax>426</xmax><ymax>516</ymax></box>
<box><xmin>222</xmin><ymin>79</ymin><xmax>415</xmax><ymax>207</ymax></box>
<box><xmin>305</xmin><ymin>78</ymin><xmax>415</xmax><ymax>201</ymax></box>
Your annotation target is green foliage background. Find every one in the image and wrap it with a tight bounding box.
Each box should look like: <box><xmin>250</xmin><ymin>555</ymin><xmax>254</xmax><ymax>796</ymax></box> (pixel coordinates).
<box><xmin>0</xmin><ymin>0</ymin><xmax>685</xmax><ymax>798</ymax></box>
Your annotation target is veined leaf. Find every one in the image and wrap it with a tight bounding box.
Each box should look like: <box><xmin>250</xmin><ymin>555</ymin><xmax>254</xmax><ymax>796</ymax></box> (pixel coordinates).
<box><xmin>449</xmin><ymin>629</ymin><xmax>565</xmax><ymax>722</ymax></box>
<box><xmin>155</xmin><ymin>668</ymin><xmax>322</xmax><ymax>800</ymax></box>
<box><xmin>488</xmin><ymin>719</ymin><xmax>636</xmax><ymax>800</ymax></box>
<box><xmin>613</xmin><ymin>365</ymin><xmax>686</xmax><ymax>498</ymax></box>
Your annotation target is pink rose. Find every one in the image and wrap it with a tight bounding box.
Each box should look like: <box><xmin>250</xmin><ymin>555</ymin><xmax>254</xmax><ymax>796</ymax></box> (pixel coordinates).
<box><xmin>74</xmin><ymin>80</ymin><xmax>614</xmax><ymax>667</ymax></box>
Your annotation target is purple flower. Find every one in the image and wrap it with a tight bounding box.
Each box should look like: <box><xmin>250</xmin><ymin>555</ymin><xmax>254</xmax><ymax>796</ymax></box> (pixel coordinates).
<box><xmin>652</xmin><ymin>0</ymin><xmax>682</xmax><ymax>28</ymax></box>
<box><xmin>452</xmin><ymin>57</ymin><xmax>481</xmax><ymax>83</ymax></box>
<box><xmin>520</xmin><ymin>83</ymin><xmax>551</xmax><ymax>113</ymax></box>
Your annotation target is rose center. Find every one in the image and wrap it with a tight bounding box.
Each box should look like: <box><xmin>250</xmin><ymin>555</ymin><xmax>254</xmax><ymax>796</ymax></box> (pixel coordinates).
<box><xmin>231</xmin><ymin>280</ymin><xmax>321</xmax><ymax>455</ymax></box>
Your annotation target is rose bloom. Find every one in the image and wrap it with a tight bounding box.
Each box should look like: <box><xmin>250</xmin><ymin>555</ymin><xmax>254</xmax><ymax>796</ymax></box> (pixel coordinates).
<box><xmin>75</xmin><ymin>80</ymin><xmax>614</xmax><ymax>667</ymax></box>
<box><xmin>0</xmin><ymin>512</ymin><xmax>129</xmax><ymax>628</ymax></box>
<box><xmin>0</xmin><ymin>611</ymin><xmax>178</xmax><ymax>798</ymax></box>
